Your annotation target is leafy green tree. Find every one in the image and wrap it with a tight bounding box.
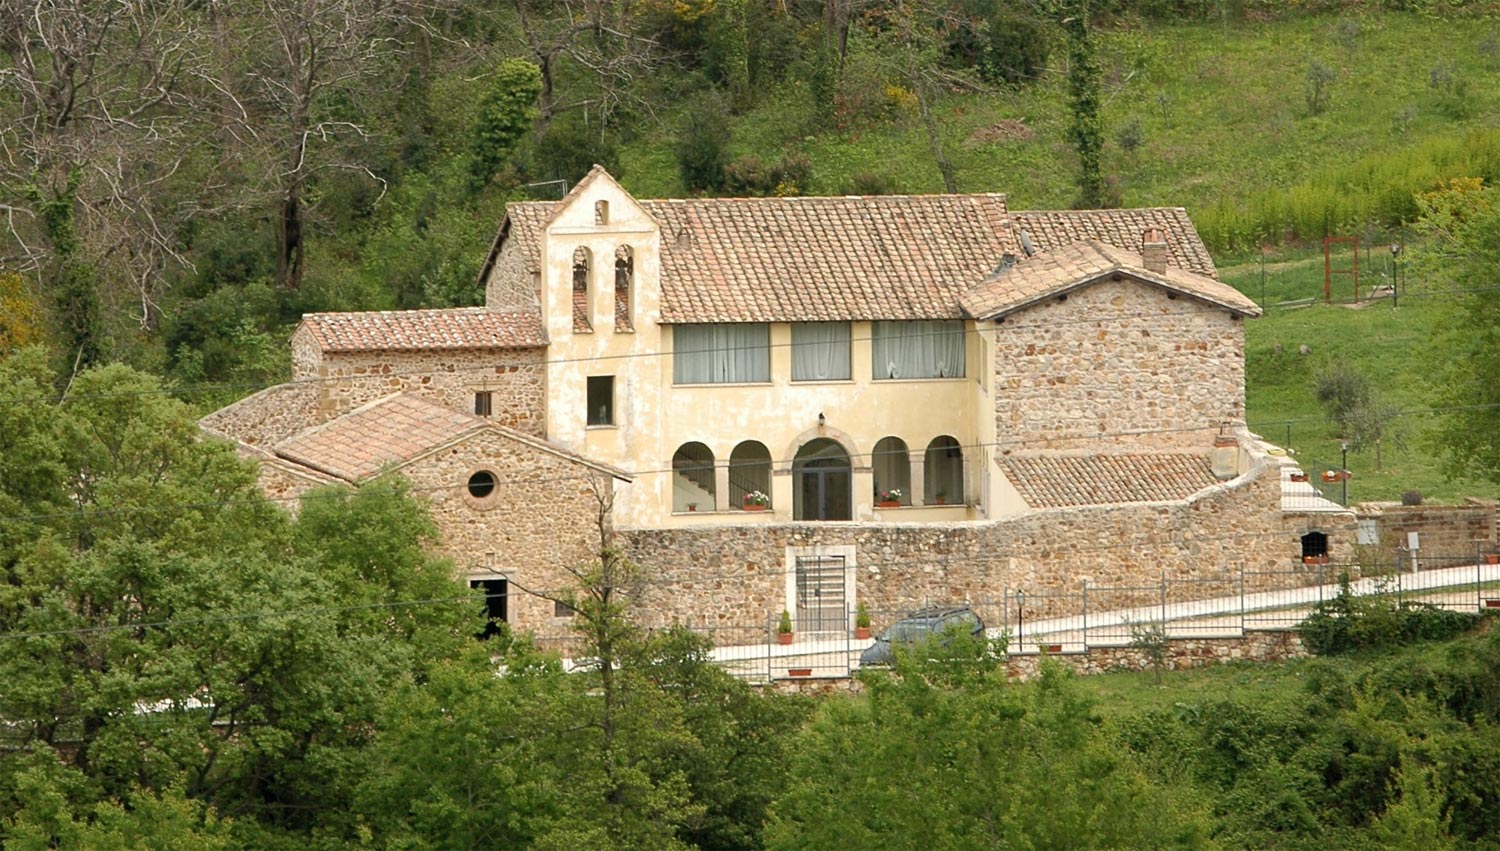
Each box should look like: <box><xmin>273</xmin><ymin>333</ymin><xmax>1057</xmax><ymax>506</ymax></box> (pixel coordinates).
<box><xmin>1053</xmin><ymin>0</ymin><xmax>1107</xmax><ymax>208</ymax></box>
<box><xmin>468</xmin><ymin>59</ymin><xmax>544</xmax><ymax>191</ymax></box>
<box><xmin>1431</xmin><ymin>202</ymin><xmax>1500</xmax><ymax>483</ymax></box>
<box><xmin>767</xmin><ymin>659</ymin><xmax>1211</xmax><ymax>850</ymax></box>
<box><xmin>675</xmin><ymin>91</ymin><xmax>732</xmax><ymax>193</ymax></box>
<box><xmin>0</xmin><ymin>354</ymin><xmax>475</xmax><ymax>846</ymax></box>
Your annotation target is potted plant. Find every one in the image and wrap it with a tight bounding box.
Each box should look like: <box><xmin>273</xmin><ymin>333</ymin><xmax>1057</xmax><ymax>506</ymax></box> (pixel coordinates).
<box><xmin>1485</xmin><ymin>549</ymin><xmax>1500</xmax><ymax>566</ymax></box>
<box><xmin>742</xmin><ymin>490</ymin><xmax>770</xmax><ymax>511</ymax></box>
<box><xmin>1303</xmin><ymin>554</ymin><xmax>1329</xmax><ymax>565</ymax></box>
<box><xmin>854</xmin><ymin>603</ymin><xmax>871</xmax><ymax>640</ymax></box>
<box><xmin>777</xmin><ymin>609</ymin><xmax>794</xmax><ymax>645</ymax></box>
<box><xmin>933</xmin><ymin>489</ymin><xmax>947</xmax><ymax>506</ymax></box>
<box><xmin>1289</xmin><ymin>471</ymin><xmax>1309</xmax><ymax>483</ymax></box>
<box><xmin>876</xmin><ymin>488</ymin><xmax>902</xmax><ymax>509</ymax></box>
<box><xmin>686</xmin><ymin>502</ymin><xmax>698</xmax><ymax>512</ymax></box>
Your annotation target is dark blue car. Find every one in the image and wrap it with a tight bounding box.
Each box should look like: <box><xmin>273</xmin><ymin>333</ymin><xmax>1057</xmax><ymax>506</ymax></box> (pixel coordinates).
<box><xmin>858</xmin><ymin>606</ymin><xmax>985</xmax><ymax>667</ymax></box>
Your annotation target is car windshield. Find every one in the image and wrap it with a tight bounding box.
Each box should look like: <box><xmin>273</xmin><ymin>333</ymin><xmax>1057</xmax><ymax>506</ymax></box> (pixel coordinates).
<box><xmin>880</xmin><ymin>621</ymin><xmax>937</xmax><ymax>643</ymax></box>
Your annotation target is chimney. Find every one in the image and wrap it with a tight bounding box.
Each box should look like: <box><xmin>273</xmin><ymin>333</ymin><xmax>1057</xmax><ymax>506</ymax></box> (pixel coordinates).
<box><xmin>1210</xmin><ymin>421</ymin><xmax>1241</xmax><ymax>481</ymax></box>
<box><xmin>1140</xmin><ymin>228</ymin><xmax>1169</xmax><ymax>274</ymax></box>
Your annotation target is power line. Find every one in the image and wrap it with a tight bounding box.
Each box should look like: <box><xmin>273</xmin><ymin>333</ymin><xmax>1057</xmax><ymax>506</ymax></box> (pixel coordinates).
<box><xmin>0</xmin><ymin>300</ymin><xmax>1278</xmax><ymax>407</ymax></box>
<box><xmin>1</xmin><ymin>395</ymin><xmax>1495</xmax><ymax>527</ymax></box>
<box><xmin>0</xmin><ymin>523</ymin><xmax>1352</xmax><ymax>644</ymax></box>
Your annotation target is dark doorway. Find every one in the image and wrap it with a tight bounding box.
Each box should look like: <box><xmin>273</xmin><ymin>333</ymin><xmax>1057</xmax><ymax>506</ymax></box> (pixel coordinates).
<box><xmin>470</xmin><ymin>578</ymin><xmax>508</xmax><ymax>639</ymax></box>
<box><xmin>793</xmin><ymin>438</ymin><xmax>852</xmax><ymax>521</ymax></box>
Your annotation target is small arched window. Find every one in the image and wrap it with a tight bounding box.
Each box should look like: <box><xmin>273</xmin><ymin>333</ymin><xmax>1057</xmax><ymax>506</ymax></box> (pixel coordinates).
<box><xmin>729</xmin><ymin>440</ymin><xmax>772</xmax><ymax>509</ymax></box>
<box><xmin>924</xmin><ymin>436</ymin><xmax>963</xmax><ymax>506</ymax></box>
<box><xmin>572</xmin><ymin>246</ymin><xmax>593</xmax><ymax>333</ymax></box>
<box><xmin>873</xmin><ymin>436</ymin><xmax>911</xmax><ymax>505</ymax></box>
<box><xmin>614</xmin><ymin>245</ymin><xmax>634</xmax><ymax>333</ymax></box>
<box><xmin>1301</xmin><ymin>531</ymin><xmax>1329</xmax><ymax>561</ymax></box>
<box><xmin>672</xmin><ymin>442</ymin><xmax>716</xmax><ymax>513</ymax></box>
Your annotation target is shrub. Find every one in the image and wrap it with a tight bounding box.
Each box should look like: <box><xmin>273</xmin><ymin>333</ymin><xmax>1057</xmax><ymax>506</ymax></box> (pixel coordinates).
<box><xmin>675</xmin><ymin>92</ymin><xmax>732</xmax><ymax>192</ymax></box>
<box><xmin>1304</xmin><ymin>59</ymin><xmax>1335</xmax><ymax>116</ymax></box>
<box><xmin>1313</xmin><ymin>365</ymin><xmax>1372</xmax><ymax>436</ymax></box>
<box><xmin>846</xmin><ymin>172</ymin><xmax>896</xmax><ymax>195</ymax></box>
<box><xmin>1298</xmin><ymin>574</ymin><xmax>1484</xmax><ymax>655</ymax></box>
<box><xmin>722</xmin><ymin>152</ymin><xmax>813</xmax><ymax>197</ymax></box>
<box><xmin>1402</xmin><ymin>489</ymin><xmax>1423</xmax><ymax>506</ymax></box>
<box><xmin>982</xmin><ymin>9</ymin><xmax>1049</xmax><ymax>86</ymax></box>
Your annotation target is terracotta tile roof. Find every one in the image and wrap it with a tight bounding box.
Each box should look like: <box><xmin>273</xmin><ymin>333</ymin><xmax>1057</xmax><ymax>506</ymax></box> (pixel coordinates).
<box><xmin>275</xmin><ymin>394</ymin><xmax>487</xmax><ymax>482</ymax></box>
<box><xmin>506</xmin><ymin>194</ymin><xmax>1017</xmax><ymax>322</ymax></box>
<box><xmin>999</xmin><ymin>453</ymin><xmax>1220</xmax><ymax>508</ymax></box>
<box><xmin>1011</xmin><ymin>208</ymin><xmax>1217</xmax><ymax>278</ymax></box>
<box><xmin>298</xmin><ymin>307</ymin><xmax>547</xmax><ymax>352</ymax></box>
<box><xmin>272</xmin><ymin>393</ymin><xmax>635</xmax><ymax>484</ymax></box>
<box><xmin>500</xmin><ymin>191</ymin><xmax>1227</xmax><ymax>324</ymax></box>
<box><xmin>960</xmin><ymin>240</ymin><xmax>1261</xmax><ymax>320</ymax></box>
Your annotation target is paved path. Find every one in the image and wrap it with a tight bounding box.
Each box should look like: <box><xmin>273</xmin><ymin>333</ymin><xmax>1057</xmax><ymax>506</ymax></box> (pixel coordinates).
<box><xmin>707</xmin><ymin>562</ymin><xmax>1500</xmax><ymax>681</ymax></box>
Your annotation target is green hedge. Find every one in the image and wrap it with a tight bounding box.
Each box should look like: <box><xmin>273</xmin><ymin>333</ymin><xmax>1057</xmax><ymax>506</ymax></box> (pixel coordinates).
<box><xmin>1196</xmin><ymin>130</ymin><xmax>1500</xmax><ymax>252</ymax></box>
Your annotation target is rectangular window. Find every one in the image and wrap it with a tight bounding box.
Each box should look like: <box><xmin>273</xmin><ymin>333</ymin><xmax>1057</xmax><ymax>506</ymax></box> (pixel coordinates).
<box><xmin>469</xmin><ymin>578</ymin><xmax>508</xmax><ymax>640</ymax></box>
<box><xmin>554</xmin><ymin>599</ymin><xmax>576</xmax><ymax>618</ymax></box>
<box><xmin>587</xmin><ymin>375</ymin><xmax>615</xmax><ymax>426</ymax></box>
<box><xmin>672</xmin><ymin>323</ymin><xmax>771</xmax><ymax>384</ymax></box>
<box><xmin>791</xmin><ymin>322</ymin><xmax>852</xmax><ymax>381</ymax></box>
<box><xmin>474</xmin><ymin>391</ymin><xmax>493</xmax><ymax>417</ymax></box>
<box><xmin>871</xmin><ymin>320</ymin><xmax>966</xmax><ymax>380</ymax></box>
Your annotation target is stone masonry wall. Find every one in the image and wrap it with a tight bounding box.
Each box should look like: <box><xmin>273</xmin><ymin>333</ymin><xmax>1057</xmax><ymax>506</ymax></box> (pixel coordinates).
<box><xmin>200</xmin><ymin>381</ymin><xmax>324</xmax><ymax>449</ymax></box>
<box><xmin>485</xmin><ymin>232</ymin><xmax>539</xmax><ymax>311</ymax></box>
<box><xmin>1361</xmin><ymin>501</ymin><xmax>1498</xmax><ymax>561</ymax></box>
<box><xmin>993</xmin><ymin>279</ymin><xmax>1246</xmax><ymax>451</ymax></box>
<box><xmin>616</xmin><ymin>452</ymin><xmax>1352</xmax><ymax>633</ymax></box>
<box><xmin>314</xmin><ymin>347</ymin><xmax>547</xmax><ymax>437</ymax></box>
<box><xmin>400</xmin><ymin>428</ymin><xmax>613</xmax><ymax>634</ymax></box>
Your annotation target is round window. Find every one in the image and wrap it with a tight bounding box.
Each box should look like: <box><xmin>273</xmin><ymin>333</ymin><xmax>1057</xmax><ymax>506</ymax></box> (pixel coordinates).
<box><xmin>467</xmin><ymin>470</ymin><xmax>497</xmax><ymax>499</ymax></box>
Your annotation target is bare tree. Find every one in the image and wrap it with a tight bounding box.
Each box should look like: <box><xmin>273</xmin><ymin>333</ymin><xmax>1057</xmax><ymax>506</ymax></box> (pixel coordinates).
<box><xmin>0</xmin><ymin>0</ymin><xmax>208</xmax><ymax>329</ymax></box>
<box><xmin>218</xmin><ymin>0</ymin><xmax>431</xmax><ymax>291</ymax></box>
<box><xmin>504</xmin><ymin>0</ymin><xmax>662</xmax><ymax>136</ymax></box>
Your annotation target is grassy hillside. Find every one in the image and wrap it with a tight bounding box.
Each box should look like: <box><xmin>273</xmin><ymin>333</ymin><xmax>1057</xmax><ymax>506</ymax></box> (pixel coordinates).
<box><xmin>620</xmin><ymin>11</ymin><xmax>1500</xmax><ymax>225</ymax></box>
<box><xmin>1222</xmin><ymin>247</ymin><xmax>1496</xmax><ymax>503</ymax></box>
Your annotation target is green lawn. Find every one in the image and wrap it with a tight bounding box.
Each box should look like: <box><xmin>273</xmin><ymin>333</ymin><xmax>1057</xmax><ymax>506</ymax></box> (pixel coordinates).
<box><xmin>1223</xmin><ymin>248</ymin><xmax>1496</xmax><ymax>503</ymax></box>
<box><xmin>620</xmin><ymin>12</ymin><xmax>1500</xmax><ymax>221</ymax></box>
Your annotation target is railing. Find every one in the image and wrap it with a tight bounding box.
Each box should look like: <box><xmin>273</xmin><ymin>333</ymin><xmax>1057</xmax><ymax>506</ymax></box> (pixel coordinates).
<box><xmin>524</xmin><ymin>550</ymin><xmax>1500</xmax><ymax>682</ymax></box>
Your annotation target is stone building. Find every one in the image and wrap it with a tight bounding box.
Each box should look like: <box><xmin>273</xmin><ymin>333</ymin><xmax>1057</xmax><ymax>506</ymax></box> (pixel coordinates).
<box><xmin>202</xmin><ymin>167</ymin><xmax>1355</xmax><ymax>637</ymax></box>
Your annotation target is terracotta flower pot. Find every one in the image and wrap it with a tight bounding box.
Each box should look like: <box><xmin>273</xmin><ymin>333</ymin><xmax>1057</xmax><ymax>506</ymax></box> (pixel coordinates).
<box><xmin>777</xmin><ymin>632</ymin><xmax>793</xmax><ymax>645</ymax></box>
<box><xmin>855</xmin><ymin>626</ymin><xmax>871</xmax><ymax>640</ymax></box>
<box><xmin>743</xmin><ymin>503</ymin><xmax>767</xmax><ymax>511</ymax></box>
<box><xmin>1303</xmin><ymin>555</ymin><xmax>1328</xmax><ymax>565</ymax></box>
<box><xmin>877</xmin><ymin>501</ymin><xmax>900</xmax><ymax>509</ymax></box>
<box><xmin>1290</xmin><ymin>473</ymin><xmax>1308</xmax><ymax>483</ymax></box>
<box><xmin>788</xmin><ymin>667</ymin><xmax>812</xmax><ymax>677</ymax></box>
<box><xmin>1485</xmin><ymin>553</ymin><xmax>1500</xmax><ymax>565</ymax></box>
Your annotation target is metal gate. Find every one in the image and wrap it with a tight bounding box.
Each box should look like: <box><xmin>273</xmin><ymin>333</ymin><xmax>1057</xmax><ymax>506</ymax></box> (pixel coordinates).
<box><xmin>795</xmin><ymin>556</ymin><xmax>847</xmax><ymax>632</ymax></box>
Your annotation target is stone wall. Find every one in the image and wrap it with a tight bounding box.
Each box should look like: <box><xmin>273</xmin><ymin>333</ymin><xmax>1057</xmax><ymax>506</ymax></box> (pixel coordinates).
<box><xmin>400</xmin><ymin>428</ymin><xmax>615</xmax><ymax>633</ymax></box>
<box><xmin>767</xmin><ymin>631</ymin><xmax>1310</xmax><ymax>693</ymax></box>
<box><xmin>1360</xmin><ymin>500</ymin><xmax>1498</xmax><ymax>561</ymax></box>
<box><xmin>618</xmin><ymin>452</ymin><xmax>1352</xmax><ymax>631</ymax></box>
<box><xmin>993</xmin><ymin>279</ymin><xmax>1246</xmax><ymax>451</ymax></box>
<box><xmin>200</xmin><ymin>381</ymin><xmax>323</xmax><ymax>449</ymax></box>
<box><xmin>313</xmin><ymin>347</ymin><xmax>547</xmax><ymax>437</ymax></box>
<box><xmin>1003</xmin><ymin>630</ymin><xmax>1308</xmax><ymax>680</ymax></box>
<box><xmin>485</xmin><ymin>231</ymin><xmax>539</xmax><ymax>311</ymax></box>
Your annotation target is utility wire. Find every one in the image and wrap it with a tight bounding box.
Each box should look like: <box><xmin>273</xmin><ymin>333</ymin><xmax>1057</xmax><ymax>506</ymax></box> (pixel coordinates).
<box><xmin>2</xmin><ymin>398</ymin><xmax>1480</xmax><ymax>527</ymax></box>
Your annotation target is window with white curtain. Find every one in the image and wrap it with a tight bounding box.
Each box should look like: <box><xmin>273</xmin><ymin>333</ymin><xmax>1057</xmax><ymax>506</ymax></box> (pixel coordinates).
<box><xmin>871</xmin><ymin>320</ymin><xmax>966</xmax><ymax>380</ymax></box>
<box><xmin>672</xmin><ymin>324</ymin><xmax>771</xmax><ymax>384</ymax></box>
<box><xmin>791</xmin><ymin>322</ymin><xmax>851</xmax><ymax>381</ymax></box>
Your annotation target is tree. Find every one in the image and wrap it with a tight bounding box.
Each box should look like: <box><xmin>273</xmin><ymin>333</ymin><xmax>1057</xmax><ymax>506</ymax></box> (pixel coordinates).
<box><xmin>1052</xmin><ymin>0</ymin><xmax>1106</xmax><ymax>208</ymax></box>
<box><xmin>766</xmin><ymin>660</ymin><xmax>1211</xmax><ymax>850</ymax></box>
<box><xmin>1426</xmin><ymin>193</ymin><xmax>1500</xmax><ymax>483</ymax></box>
<box><xmin>0</xmin><ymin>353</ymin><xmax>475</xmax><ymax>845</ymax></box>
<box><xmin>467</xmin><ymin>58</ymin><xmax>543</xmax><ymax>191</ymax></box>
<box><xmin>0</xmin><ymin>0</ymin><xmax>206</xmax><ymax>338</ymax></box>
<box><xmin>359</xmin><ymin>480</ymin><xmax>810</xmax><ymax>850</ymax></box>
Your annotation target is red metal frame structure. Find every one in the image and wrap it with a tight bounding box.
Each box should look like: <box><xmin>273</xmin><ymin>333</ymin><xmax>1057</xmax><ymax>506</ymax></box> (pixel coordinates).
<box><xmin>1323</xmin><ymin>236</ymin><xmax>1359</xmax><ymax>304</ymax></box>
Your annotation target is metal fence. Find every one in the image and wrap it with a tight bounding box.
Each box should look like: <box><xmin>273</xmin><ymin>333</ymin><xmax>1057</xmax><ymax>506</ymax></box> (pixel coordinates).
<box><xmin>523</xmin><ymin>553</ymin><xmax>1500</xmax><ymax>683</ymax></box>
